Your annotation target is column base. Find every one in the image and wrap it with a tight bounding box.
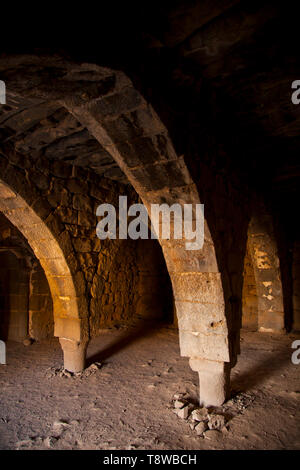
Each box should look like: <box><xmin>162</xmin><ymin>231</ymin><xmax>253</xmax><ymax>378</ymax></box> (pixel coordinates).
<box><xmin>59</xmin><ymin>338</ymin><xmax>89</xmax><ymax>373</ymax></box>
<box><xmin>189</xmin><ymin>358</ymin><xmax>231</xmax><ymax>407</ymax></box>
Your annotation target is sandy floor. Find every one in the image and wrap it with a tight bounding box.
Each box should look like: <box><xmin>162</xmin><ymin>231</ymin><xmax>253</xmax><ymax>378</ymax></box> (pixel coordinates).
<box><xmin>0</xmin><ymin>324</ymin><xmax>299</xmax><ymax>450</ymax></box>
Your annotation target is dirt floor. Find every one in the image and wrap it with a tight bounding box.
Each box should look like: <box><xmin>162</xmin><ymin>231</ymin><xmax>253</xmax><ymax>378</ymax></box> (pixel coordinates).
<box><xmin>0</xmin><ymin>324</ymin><xmax>299</xmax><ymax>450</ymax></box>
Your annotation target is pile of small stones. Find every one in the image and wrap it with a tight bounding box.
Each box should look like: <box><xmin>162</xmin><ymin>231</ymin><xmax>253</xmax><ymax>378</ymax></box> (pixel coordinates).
<box><xmin>46</xmin><ymin>362</ymin><xmax>102</xmax><ymax>379</ymax></box>
<box><xmin>172</xmin><ymin>393</ymin><xmax>228</xmax><ymax>437</ymax></box>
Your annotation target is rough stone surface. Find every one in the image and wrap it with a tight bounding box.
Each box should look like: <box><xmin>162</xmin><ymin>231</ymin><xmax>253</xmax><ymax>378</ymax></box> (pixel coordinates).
<box><xmin>208</xmin><ymin>414</ymin><xmax>226</xmax><ymax>431</ymax></box>
<box><xmin>191</xmin><ymin>407</ymin><xmax>209</xmax><ymax>422</ymax></box>
<box><xmin>0</xmin><ymin>158</ymin><xmax>173</xmax><ymax>350</ymax></box>
<box><xmin>174</xmin><ymin>400</ymin><xmax>186</xmax><ymax>409</ymax></box>
<box><xmin>195</xmin><ymin>421</ymin><xmax>208</xmax><ymax>436</ymax></box>
<box><xmin>0</xmin><ymin>46</ymin><xmax>297</xmax><ymax>406</ymax></box>
<box><xmin>176</xmin><ymin>405</ymin><xmax>189</xmax><ymax>420</ymax></box>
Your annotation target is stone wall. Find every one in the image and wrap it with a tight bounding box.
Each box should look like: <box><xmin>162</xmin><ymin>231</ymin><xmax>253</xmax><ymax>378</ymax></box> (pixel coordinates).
<box><xmin>0</xmin><ymin>250</ymin><xmax>29</xmax><ymax>342</ymax></box>
<box><xmin>0</xmin><ymin>155</ymin><xmax>172</xmax><ymax>342</ymax></box>
<box><xmin>29</xmin><ymin>262</ymin><xmax>53</xmax><ymax>340</ymax></box>
<box><xmin>0</xmin><ymin>213</ymin><xmax>53</xmax><ymax>341</ymax></box>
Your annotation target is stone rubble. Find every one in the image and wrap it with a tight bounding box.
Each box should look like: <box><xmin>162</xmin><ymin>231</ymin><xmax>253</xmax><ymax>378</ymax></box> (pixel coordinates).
<box><xmin>191</xmin><ymin>407</ymin><xmax>209</xmax><ymax>422</ymax></box>
<box><xmin>195</xmin><ymin>421</ymin><xmax>208</xmax><ymax>435</ymax></box>
<box><xmin>174</xmin><ymin>399</ymin><xmax>187</xmax><ymax>409</ymax></box>
<box><xmin>172</xmin><ymin>392</ymin><xmax>227</xmax><ymax>437</ymax></box>
<box><xmin>171</xmin><ymin>390</ymin><xmax>256</xmax><ymax>438</ymax></box>
<box><xmin>176</xmin><ymin>406</ymin><xmax>189</xmax><ymax>419</ymax></box>
<box><xmin>46</xmin><ymin>362</ymin><xmax>102</xmax><ymax>379</ymax></box>
<box><xmin>208</xmin><ymin>414</ymin><xmax>226</xmax><ymax>430</ymax></box>
<box><xmin>204</xmin><ymin>430</ymin><xmax>222</xmax><ymax>440</ymax></box>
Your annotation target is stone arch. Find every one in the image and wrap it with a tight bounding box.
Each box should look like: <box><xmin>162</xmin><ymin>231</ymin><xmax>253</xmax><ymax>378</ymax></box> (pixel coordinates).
<box><xmin>242</xmin><ymin>242</ymin><xmax>259</xmax><ymax>331</ymax></box>
<box><xmin>0</xmin><ymin>173</ymin><xmax>88</xmax><ymax>371</ymax></box>
<box><xmin>0</xmin><ymin>56</ymin><xmax>233</xmax><ymax>404</ymax></box>
<box><xmin>245</xmin><ymin>213</ymin><xmax>285</xmax><ymax>333</ymax></box>
<box><xmin>61</xmin><ymin>66</ymin><xmax>231</xmax><ymax>406</ymax></box>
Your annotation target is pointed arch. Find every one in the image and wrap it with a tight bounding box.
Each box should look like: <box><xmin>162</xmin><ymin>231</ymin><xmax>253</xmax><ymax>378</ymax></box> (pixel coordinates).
<box><xmin>0</xmin><ymin>177</ymin><xmax>86</xmax><ymax>346</ymax></box>
<box><xmin>0</xmin><ymin>55</ymin><xmax>234</xmax><ymax>403</ymax></box>
<box><xmin>60</xmin><ymin>65</ymin><xmax>233</xmax><ymax>405</ymax></box>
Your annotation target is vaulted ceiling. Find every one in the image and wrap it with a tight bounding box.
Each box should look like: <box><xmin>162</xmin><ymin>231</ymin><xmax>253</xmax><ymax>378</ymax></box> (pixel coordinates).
<box><xmin>0</xmin><ymin>0</ymin><xmax>299</xmax><ymax>233</ymax></box>
<box><xmin>0</xmin><ymin>94</ymin><xmax>128</xmax><ymax>184</ymax></box>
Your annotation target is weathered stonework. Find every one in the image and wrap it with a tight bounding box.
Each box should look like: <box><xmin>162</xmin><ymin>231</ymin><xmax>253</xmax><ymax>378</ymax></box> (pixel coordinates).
<box><xmin>0</xmin><ymin>160</ymin><xmax>172</xmax><ymax>355</ymax></box>
<box><xmin>0</xmin><ymin>53</ymin><xmax>295</xmax><ymax>405</ymax></box>
<box><xmin>0</xmin><ymin>56</ymin><xmax>243</xmax><ymax>400</ymax></box>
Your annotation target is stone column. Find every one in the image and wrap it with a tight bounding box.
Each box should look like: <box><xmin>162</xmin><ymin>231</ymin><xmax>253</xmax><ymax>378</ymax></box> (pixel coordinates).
<box><xmin>59</xmin><ymin>338</ymin><xmax>89</xmax><ymax>373</ymax></box>
<box><xmin>189</xmin><ymin>358</ymin><xmax>231</xmax><ymax>407</ymax></box>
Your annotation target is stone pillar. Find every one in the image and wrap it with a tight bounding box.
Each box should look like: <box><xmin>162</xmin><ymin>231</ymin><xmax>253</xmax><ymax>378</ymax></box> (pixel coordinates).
<box><xmin>59</xmin><ymin>338</ymin><xmax>89</xmax><ymax>373</ymax></box>
<box><xmin>189</xmin><ymin>358</ymin><xmax>231</xmax><ymax>407</ymax></box>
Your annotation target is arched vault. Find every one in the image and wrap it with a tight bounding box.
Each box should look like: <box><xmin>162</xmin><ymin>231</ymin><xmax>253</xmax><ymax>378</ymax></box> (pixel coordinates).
<box><xmin>0</xmin><ymin>55</ymin><xmax>235</xmax><ymax>404</ymax></box>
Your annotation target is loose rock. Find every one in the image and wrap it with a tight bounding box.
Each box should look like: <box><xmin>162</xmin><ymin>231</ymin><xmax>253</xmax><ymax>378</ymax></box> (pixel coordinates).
<box><xmin>174</xmin><ymin>400</ymin><xmax>186</xmax><ymax>409</ymax></box>
<box><xmin>195</xmin><ymin>421</ymin><xmax>208</xmax><ymax>436</ymax></box>
<box><xmin>189</xmin><ymin>422</ymin><xmax>197</xmax><ymax>430</ymax></box>
<box><xmin>191</xmin><ymin>407</ymin><xmax>208</xmax><ymax>422</ymax></box>
<box><xmin>43</xmin><ymin>436</ymin><xmax>57</xmax><ymax>448</ymax></box>
<box><xmin>208</xmin><ymin>414</ymin><xmax>226</xmax><ymax>430</ymax></box>
<box><xmin>176</xmin><ymin>405</ymin><xmax>189</xmax><ymax>419</ymax></box>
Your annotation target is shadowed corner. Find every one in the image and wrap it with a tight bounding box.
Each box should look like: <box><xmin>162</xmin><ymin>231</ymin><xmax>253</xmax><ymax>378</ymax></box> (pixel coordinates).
<box><xmin>86</xmin><ymin>319</ymin><xmax>168</xmax><ymax>366</ymax></box>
